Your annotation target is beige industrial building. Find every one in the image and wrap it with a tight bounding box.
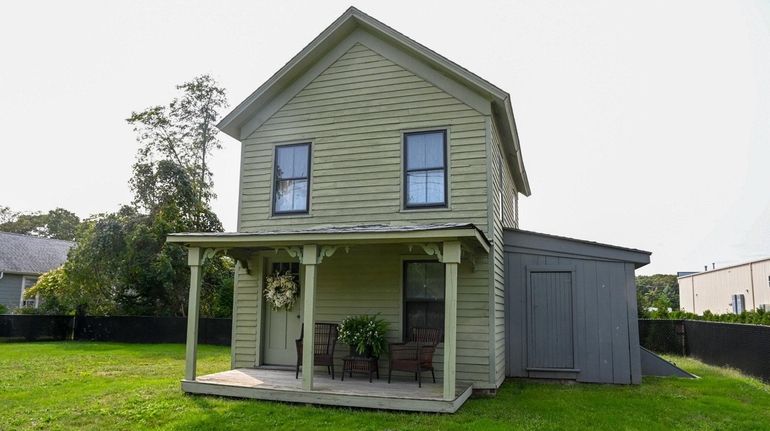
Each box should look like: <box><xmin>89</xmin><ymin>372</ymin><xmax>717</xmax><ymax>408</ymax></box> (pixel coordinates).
<box><xmin>679</xmin><ymin>258</ymin><xmax>770</xmax><ymax>314</ymax></box>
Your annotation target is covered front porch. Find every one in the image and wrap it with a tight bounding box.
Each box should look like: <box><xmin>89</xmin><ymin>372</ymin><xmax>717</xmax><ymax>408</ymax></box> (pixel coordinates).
<box><xmin>167</xmin><ymin>223</ymin><xmax>490</xmax><ymax>413</ymax></box>
<box><xmin>185</xmin><ymin>367</ymin><xmax>473</xmax><ymax>413</ymax></box>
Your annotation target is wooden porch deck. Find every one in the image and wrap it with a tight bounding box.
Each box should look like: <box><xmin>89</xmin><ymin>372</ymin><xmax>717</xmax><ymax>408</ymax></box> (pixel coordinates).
<box><xmin>182</xmin><ymin>368</ymin><xmax>473</xmax><ymax>413</ymax></box>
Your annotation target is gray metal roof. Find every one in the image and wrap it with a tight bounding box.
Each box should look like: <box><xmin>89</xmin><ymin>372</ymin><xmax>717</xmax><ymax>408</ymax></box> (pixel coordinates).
<box><xmin>0</xmin><ymin>232</ymin><xmax>74</xmax><ymax>274</ymax></box>
<box><xmin>170</xmin><ymin>222</ymin><xmax>475</xmax><ymax>236</ymax></box>
<box><xmin>503</xmin><ymin>228</ymin><xmax>651</xmax><ymax>268</ymax></box>
<box><xmin>168</xmin><ymin>223</ymin><xmax>491</xmax><ymax>247</ymax></box>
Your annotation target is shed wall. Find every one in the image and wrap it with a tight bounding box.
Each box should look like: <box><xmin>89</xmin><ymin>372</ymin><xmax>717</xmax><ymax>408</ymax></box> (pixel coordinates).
<box><xmin>504</xmin><ymin>248</ymin><xmax>641</xmax><ymax>384</ymax></box>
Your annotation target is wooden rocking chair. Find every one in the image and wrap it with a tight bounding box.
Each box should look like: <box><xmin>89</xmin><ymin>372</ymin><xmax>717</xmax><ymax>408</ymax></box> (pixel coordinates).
<box><xmin>387</xmin><ymin>327</ymin><xmax>442</xmax><ymax>387</ymax></box>
<box><xmin>295</xmin><ymin>322</ymin><xmax>338</xmax><ymax>380</ymax></box>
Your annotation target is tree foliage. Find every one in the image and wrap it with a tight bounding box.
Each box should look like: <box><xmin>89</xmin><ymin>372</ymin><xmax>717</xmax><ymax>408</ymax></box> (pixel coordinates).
<box><xmin>0</xmin><ymin>207</ymin><xmax>81</xmax><ymax>241</ymax></box>
<box><xmin>27</xmin><ymin>75</ymin><xmax>232</xmax><ymax>317</ymax></box>
<box><xmin>636</xmin><ymin>274</ymin><xmax>679</xmax><ymax>318</ymax></box>
<box><xmin>127</xmin><ymin>74</ymin><xmax>228</xmax><ymax>215</ymax></box>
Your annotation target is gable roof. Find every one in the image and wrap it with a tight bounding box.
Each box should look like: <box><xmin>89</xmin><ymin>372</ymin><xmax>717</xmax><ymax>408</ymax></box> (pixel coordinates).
<box><xmin>218</xmin><ymin>6</ymin><xmax>531</xmax><ymax>196</ymax></box>
<box><xmin>0</xmin><ymin>232</ymin><xmax>73</xmax><ymax>274</ymax></box>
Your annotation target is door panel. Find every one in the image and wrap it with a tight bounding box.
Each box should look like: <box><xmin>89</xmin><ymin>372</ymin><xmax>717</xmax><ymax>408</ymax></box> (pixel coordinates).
<box><xmin>527</xmin><ymin>271</ymin><xmax>574</xmax><ymax>369</ymax></box>
<box><xmin>263</xmin><ymin>261</ymin><xmax>302</xmax><ymax>365</ymax></box>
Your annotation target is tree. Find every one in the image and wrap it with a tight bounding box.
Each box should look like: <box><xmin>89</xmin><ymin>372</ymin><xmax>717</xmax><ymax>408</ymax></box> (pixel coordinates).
<box><xmin>636</xmin><ymin>274</ymin><xmax>679</xmax><ymax>317</ymax></box>
<box><xmin>27</xmin><ymin>75</ymin><xmax>232</xmax><ymax>318</ymax></box>
<box><xmin>0</xmin><ymin>207</ymin><xmax>80</xmax><ymax>241</ymax></box>
<box><xmin>127</xmin><ymin>74</ymin><xmax>228</xmax><ymax>220</ymax></box>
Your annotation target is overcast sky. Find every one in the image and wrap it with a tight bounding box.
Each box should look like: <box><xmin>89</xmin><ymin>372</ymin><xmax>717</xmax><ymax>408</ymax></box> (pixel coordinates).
<box><xmin>1</xmin><ymin>1</ymin><xmax>768</xmax><ymax>275</ymax></box>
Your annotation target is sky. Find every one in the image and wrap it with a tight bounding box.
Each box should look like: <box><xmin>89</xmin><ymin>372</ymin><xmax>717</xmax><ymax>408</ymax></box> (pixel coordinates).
<box><xmin>1</xmin><ymin>0</ymin><xmax>769</xmax><ymax>275</ymax></box>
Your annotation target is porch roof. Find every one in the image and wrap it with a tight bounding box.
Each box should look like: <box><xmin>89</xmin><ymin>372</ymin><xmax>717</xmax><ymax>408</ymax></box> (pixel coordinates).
<box><xmin>167</xmin><ymin>223</ymin><xmax>490</xmax><ymax>253</ymax></box>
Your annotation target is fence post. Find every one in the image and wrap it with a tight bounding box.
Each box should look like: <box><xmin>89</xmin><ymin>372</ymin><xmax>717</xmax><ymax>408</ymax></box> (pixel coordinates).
<box><xmin>675</xmin><ymin>320</ymin><xmax>687</xmax><ymax>356</ymax></box>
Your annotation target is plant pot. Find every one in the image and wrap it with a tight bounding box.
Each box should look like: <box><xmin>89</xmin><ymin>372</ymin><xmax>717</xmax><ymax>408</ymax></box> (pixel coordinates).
<box><xmin>349</xmin><ymin>345</ymin><xmax>376</xmax><ymax>359</ymax></box>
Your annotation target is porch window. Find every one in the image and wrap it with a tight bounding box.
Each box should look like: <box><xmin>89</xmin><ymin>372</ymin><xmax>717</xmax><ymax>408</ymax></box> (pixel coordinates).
<box><xmin>404</xmin><ymin>130</ymin><xmax>447</xmax><ymax>208</ymax></box>
<box><xmin>403</xmin><ymin>261</ymin><xmax>445</xmax><ymax>339</ymax></box>
<box><xmin>273</xmin><ymin>143</ymin><xmax>311</xmax><ymax>214</ymax></box>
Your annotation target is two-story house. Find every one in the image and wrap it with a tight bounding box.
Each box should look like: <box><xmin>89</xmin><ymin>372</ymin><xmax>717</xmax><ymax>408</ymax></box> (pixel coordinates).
<box><xmin>169</xmin><ymin>7</ymin><xmax>651</xmax><ymax>413</ymax></box>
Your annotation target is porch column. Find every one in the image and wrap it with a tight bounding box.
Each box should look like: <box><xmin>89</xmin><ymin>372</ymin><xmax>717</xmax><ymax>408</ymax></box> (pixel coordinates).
<box><xmin>185</xmin><ymin>247</ymin><xmax>204</xmax><ymax>381</ymax></box>
<box><xmin>301</xmin><ymin>244</ymin><xmax>319</xmax><ymax>391</ymax></box>
<box><xmin>442</xmin><ymin>241</ymin><xmax>461</xmax><ymax>400</ymax></box>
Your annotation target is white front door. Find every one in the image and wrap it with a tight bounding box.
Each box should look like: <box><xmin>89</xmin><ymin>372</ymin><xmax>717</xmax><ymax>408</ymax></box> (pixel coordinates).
<box><xmin>263</xmin><ymin>261</ymin><xmax>303</xmax><ymax>366</ymax></box>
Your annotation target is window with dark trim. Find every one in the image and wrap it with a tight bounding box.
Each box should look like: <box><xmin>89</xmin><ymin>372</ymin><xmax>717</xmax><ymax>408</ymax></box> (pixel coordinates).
<box><xmin>404</xmin><ymin>130</ymin><xmax>447</xmax><ymax>208</ymax></box>
<box><xmin>403</xmin><ymin>261</ymin><xmax>445</xmax><ymax>339</ymax></box>
<box><xmin>273</xmin><ymin>143</ymin><xmax>310</xmax><ymax>214</ymax></box>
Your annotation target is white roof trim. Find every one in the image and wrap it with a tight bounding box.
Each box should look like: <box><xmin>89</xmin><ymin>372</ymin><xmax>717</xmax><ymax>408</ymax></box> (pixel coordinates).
<box><xmin>217</xmin><ymin>6</ymin><xmax>531</xmax><ymax>196</ymax></box>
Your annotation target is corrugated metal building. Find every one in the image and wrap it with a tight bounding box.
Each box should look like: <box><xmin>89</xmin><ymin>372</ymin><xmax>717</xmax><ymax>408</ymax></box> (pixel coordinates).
<box><xmin>678</xmin><ymin>258</ymin><xmax>770</xmax><ymax>314</ymax></box>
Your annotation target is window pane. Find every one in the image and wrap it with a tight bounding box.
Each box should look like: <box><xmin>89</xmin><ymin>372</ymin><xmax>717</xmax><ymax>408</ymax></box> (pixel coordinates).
<box><xmin>425</xmin><ymin>170</ymin><xmax>445</xmax><ymax>204</ymax></box>
<box><xmin>274</xmin><ymin>179</ymin><xmax>308</xmax><ymax>212</ymax></box>
<box><xmin>292</xmin><ymin>145</ymin><xmax>308</xmax><ymax>178</ymax></box>
<box><xmin>292</xmin><ymin>180</ymin><xmax>308</xmax><ymax>211</ymax></box>
<box><xmin>276</xmin><ymin>144</ymin><xmax>309</xmax><ymax>179</ymax></box>
<box><xmin>275</xmin><ymin>179</ymin><xmax>294</xmax><ymax>212</ymax></box>
<box><xmin>405</xmin><ymin>302</ymin><xmax>427</xmax><ymax>335</ymax></box>
<box><xmin>405</xmin><ymin>262</ymin><xmax>427</xmax><ymax>299</ymax></box>
<box><xmin>407</xmin><ymin>170</ymin><xmax>444</xmax><ymax>206</ymax></box>
<box><xmin>406</xmin><ymin>172</ymin><xmax>427</xmax><ymax>205</ymax></box>
<box><xmin>406</xmin><ymin>132</ymin><xmax>444</xmax><ymax>170</ymax></box>
<box><xmin>275</xmin><ymin>147</ymin><xmax>294</xmax><ymax>179</ymax></box>
<box><xmin>425</xmin><ymin>263</ymin><xmax>445</xmax><ymax>300</ymax></box>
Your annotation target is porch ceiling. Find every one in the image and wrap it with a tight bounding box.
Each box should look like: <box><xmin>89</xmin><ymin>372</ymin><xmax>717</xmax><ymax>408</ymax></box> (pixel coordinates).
<box><xmin>166</xmin><ymin>223</ymin><xmax>490</xmax><ymax>253</ymax></box>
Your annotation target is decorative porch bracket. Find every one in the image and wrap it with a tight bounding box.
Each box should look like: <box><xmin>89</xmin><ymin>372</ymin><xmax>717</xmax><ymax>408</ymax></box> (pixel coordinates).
<box><xmin>408</xmin><ymin>243</ymin><xmax>443</xmax><ymax>261</ymax></box>
<box><xmin>317</xmin><ymin>245</ymin><xmax>349</xmax><ymax>264</ymax></box>
<box><xmin>439</xmin><ymin>241</ymin><xmax>461</xmax><ymax>401</ymax></box>
<box><xmin>274</xmin><ymin>246</ymin><xmax>303</xmax><ymax>262</ymax></box>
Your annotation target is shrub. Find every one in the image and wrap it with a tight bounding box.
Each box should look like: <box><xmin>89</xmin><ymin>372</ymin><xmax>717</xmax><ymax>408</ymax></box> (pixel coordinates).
<box><xmin>338</xmin><ymin>314</ymin><xmax>390</xmax><ymax>358</ymax></box>
<box><xmin>0</xmin><ymin>304</ymin><xmax>7</xmax><ymax>315</ymax></box>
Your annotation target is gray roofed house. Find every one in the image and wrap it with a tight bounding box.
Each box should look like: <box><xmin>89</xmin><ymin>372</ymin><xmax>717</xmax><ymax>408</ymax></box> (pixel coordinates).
<box><xmin>0</xmin><ymin>232</ymin><xmax>74</xmax><ymax>311</ymax></box>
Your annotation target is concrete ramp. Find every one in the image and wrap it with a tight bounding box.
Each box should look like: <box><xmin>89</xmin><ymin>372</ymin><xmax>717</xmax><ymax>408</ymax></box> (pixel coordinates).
<box><xmin>640</xmin><ymin>347</ymin><xmax>697</xmax><ymax>378</ymax></box>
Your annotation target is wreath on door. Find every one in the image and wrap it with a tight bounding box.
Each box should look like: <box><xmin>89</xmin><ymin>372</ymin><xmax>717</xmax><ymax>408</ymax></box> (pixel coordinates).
<box><xmin>264</xmin><ymin>271</ymin><xmax>299</xmax><ymax>310</ymax></box>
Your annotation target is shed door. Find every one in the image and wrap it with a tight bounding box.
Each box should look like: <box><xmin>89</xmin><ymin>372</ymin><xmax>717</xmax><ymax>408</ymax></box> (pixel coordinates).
<box><xmin>527</xmin><ymin>271</ymin><xmax>574</xmax><ymax>369</ymax></box>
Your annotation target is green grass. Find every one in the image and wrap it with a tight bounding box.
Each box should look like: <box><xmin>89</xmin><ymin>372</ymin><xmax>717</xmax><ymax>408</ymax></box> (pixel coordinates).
<box><xmin>1</xmin><ymin>342</ymin><xmax>769</xmax><ymax>430</ymax></box>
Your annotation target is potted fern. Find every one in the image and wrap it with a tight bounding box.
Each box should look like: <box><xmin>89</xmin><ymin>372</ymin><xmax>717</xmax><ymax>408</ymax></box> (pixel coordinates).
<box><xmin>337</xmin><ymin>314</ymin><xmax>389</xmax><ymax>358</ymax></box>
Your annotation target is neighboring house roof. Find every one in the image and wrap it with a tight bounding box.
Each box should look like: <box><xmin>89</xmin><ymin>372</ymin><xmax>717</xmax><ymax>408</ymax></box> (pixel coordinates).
<box><xmin>0</xmin><ymin>232</ymin><xmax>74</xmax><ymax>274</ymax></box>
<box><xmin>217</xmin><ymin>6</ymin><xmax>531</xmax><ymax>196</ymax></box>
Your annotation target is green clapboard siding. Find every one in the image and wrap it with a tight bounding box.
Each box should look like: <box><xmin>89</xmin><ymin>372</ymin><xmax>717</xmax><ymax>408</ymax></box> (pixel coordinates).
<box><xmin>489</xmin><ymin>120</ymin><xmax>519</xmax><ymax>386</ymax></box>
<box><xmin>231</xmin><ymin>244</ymin><xmax>492</xmax><ymax>386</ymax></box>
<box><xmin>238</xmin><ymin>43</ymin><xmax>489</xmax><ymax>235</ymax></box>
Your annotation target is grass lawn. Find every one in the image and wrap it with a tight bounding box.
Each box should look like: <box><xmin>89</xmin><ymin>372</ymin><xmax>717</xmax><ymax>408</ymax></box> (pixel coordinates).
<box><xmin>1</xmin><ymin>342</ymin><xmax>769</xmax><ymax>430</ymax></box>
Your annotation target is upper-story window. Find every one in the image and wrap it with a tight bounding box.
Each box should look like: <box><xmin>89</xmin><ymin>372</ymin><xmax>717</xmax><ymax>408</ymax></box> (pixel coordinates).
<box><xmin>273</xmin><ymin>143</ymin><xmax>311</xmax><ymax>215</ymax></box>
<box><xmin>404</xmin><ymin>130</ymin><xmax>447</xmax><ymax>208</ymax></box>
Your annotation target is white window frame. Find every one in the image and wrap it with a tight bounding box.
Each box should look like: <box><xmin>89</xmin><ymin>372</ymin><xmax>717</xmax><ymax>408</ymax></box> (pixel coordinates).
<box><xmin>19</xmin><ymin>275</ymin><xmax>39</xmax><ymax>308</ymax></box>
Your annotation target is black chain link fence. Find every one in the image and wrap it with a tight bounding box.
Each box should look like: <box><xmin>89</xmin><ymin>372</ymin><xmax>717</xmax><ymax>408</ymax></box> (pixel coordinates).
<box><xmin>0</xmin><ymin>315</ymin><xmax>74</xmax><ymax>341</ymax></box>
<box><xmin>0</xmin><ymin>315</ymin><xmax>231</xmax><ymax>346</ymax></box>
<box><xmin>639</xmin><ymin>319</ymin><xmax>770</xmax><ymax>383</ymax></box>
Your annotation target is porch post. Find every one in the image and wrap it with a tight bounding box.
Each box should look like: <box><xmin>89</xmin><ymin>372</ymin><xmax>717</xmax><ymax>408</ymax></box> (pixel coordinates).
<box><xmin>185</xmin><ymin>247</ymin><xmax>204</xmax><ymax>381</ymax></box>
<box><xmin>442</xmin><ymin>241</ymin><xmax>461</xmax><ymax>400</ymax></box>
<box><xmin>301</xmin><ymin>244</ymin><xmax>319</xmax><ymax>391</ymax></box>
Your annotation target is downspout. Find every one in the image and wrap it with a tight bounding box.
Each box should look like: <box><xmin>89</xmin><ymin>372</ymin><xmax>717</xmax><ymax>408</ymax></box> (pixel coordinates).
<box><xmin>0</xmin><ymin>271</ymin><xmax>4</xmax><ymax>280</ymax></box>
